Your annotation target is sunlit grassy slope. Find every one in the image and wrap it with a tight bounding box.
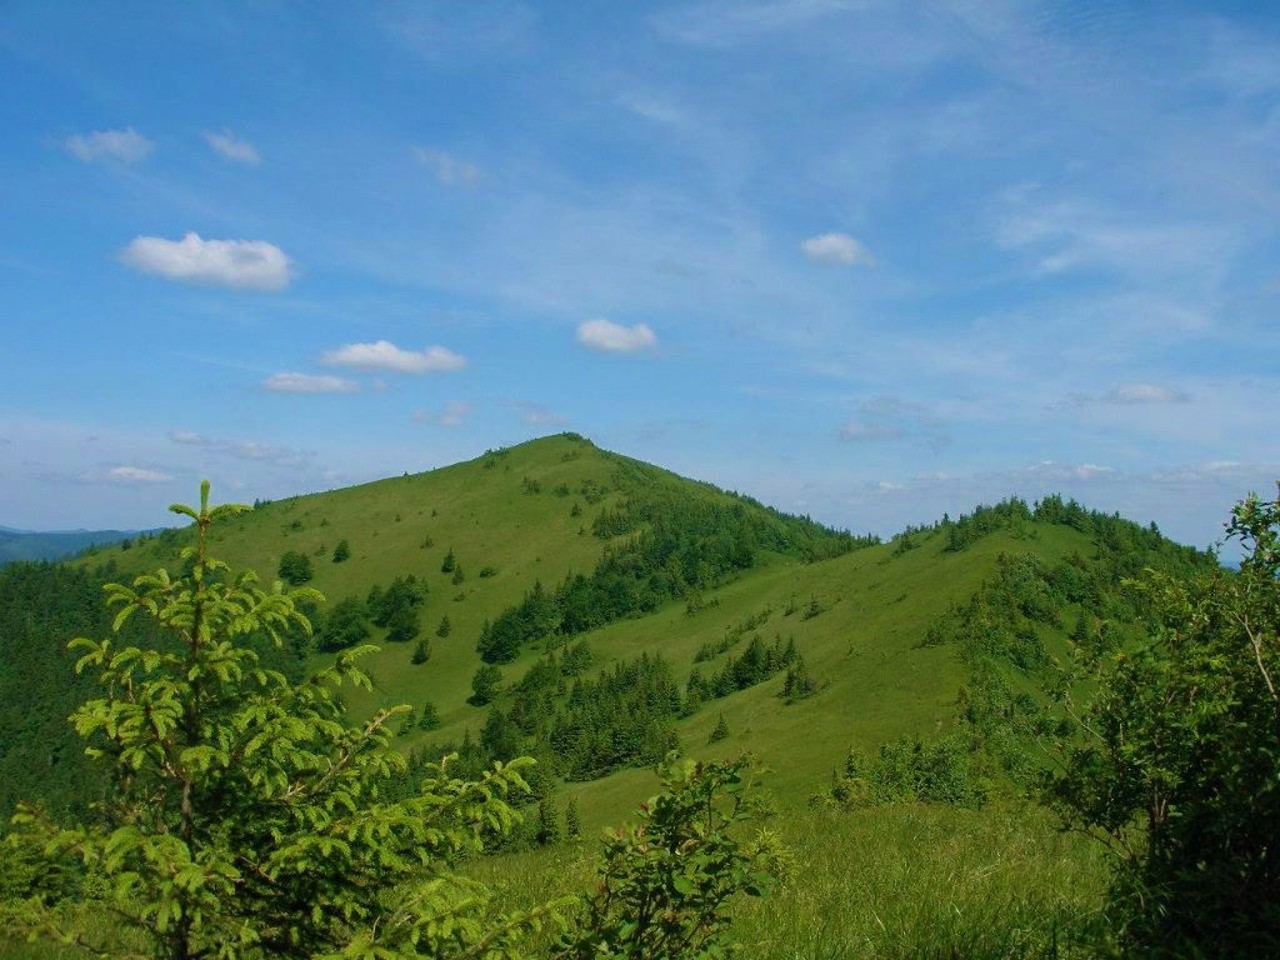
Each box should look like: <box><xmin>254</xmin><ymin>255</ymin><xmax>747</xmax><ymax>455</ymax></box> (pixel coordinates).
<box><xmin>87</xmin><ymin>432</ymin><xmax>1100</xmax><ymax>826</ymax></box>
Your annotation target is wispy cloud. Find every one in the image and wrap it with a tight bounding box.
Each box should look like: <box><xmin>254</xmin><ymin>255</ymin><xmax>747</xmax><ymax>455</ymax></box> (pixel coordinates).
<box><xmin>1103</xmin><ymin>383</ymin><xmax>1191</xmax><ymax>405</ymax></box>
<box><xmin>120</xmin><ymin>233</ymin><xmax>292</xmax><ymax>291</ymax></box>
<box><xmin>413</xmin><ymin>148</ymin><xmax>481</xmax><ymax>185</ymax></box>
<box><xmin>201</xmin><ymin>128</ymin><xmax>261</xmax><ymax>165</ymax></box>
<box><xmin>510</xmin><ymin>401</ymin><xmax>567</xmax><ymax>426</ymax></box>
<box><xmin>993</xmin><ymin>192</ymin><xmax>1232</xmax><ymax>284</ymax></box>
<box><xmin>166</xmin><ymin>428</ymin><xmax>312</xmax><ymax>468</ymax></box>
<box><xmin>654</xmin><ymin>0</ymin><xmax>865</xmax><ymax>48</ymax></box>
<box><xmin>320</xmin><ymin>340</ymin><xmax>467</xmax><ymax>374</ymax></box>
<box><xmin>262</xmin><ymin>372</ymin><xmax>359</xmax><ymax>394</ymax></box>
<box><xmin>383</xmin><ymin>1</ymin><xmax>537</xmax><ymax>60</ymax></box>
<box><xmin>83</xmin><ymin>465</ymin><xmax>173</xmax><ymax>484</ymax></box>
<box><xmin>414</xmin><ymin>401</ymin><xmax>473</xmax><ymax>427</ymax></box>
<box><xmin>1054</xmin><ymin>382</ymin><xmax>1193</xmax><ymax>409</ymax></box>
<box><xmin>839</xmin><ymin>397</ymin><xmax>949</xmax><ymax>450</ymax></box>
<box><xmin>576</xmin><ymin>319</ymin><xmax>658</xmax><ymax>354</ymax></box>
<box><xmin>802</xmin><ymin>232</ymin><xmax>875</xmax><ymax>267</ymax></box>
<box><xmin>65</xmin><ymin>127</ymin><xmax>153</xmax><ymax>164</ymax></box>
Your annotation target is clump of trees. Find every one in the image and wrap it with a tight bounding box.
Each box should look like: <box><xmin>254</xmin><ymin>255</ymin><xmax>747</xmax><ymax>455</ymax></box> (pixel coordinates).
<box><xmin>817</xmin><ymin>736</ymin><xmax>990</xmax><ymax>810</ymax></box>
<box><xmin>475</xmin><ymin>473</ymin><xmax>876</xmax><ymax>664</ymax></box>
<box><xmin>276</xmin><ymin>548</ymin><xmax>312</xmax><ymax>584</ymax></box>
<box><xmin>0</xmin><ymin>483</ymin><xmax>781</xmax><ymax>960</ymax></box>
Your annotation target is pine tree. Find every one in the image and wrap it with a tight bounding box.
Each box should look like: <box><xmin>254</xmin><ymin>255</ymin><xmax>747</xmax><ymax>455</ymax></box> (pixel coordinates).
<box><xmin>437</xmin><ymin>614</ymin><xmax>452</xmax><ymax>638</ymax></box>
<box><xmin>537</xmin><ymin>799</ymin><xmax>562</xmax><ymax>846</ymax></box>
<box><xmin>564</xmin><ymin>797</ymin><xmax>582</xmax><ymax>839</ymax></box>
<box><xmin>411</xmin><ymin>637</ymin><xmax>430</xmax><ymax>664</ymax></box>
<box><xmin>418</xmin><ymin>700</ymin><xmax>441</xmax><ymax>731</ymax></box>
<box><xmin>709</xmin><ymin>713</ymin><xmax>730</xmax><ymax>743</ymax></box>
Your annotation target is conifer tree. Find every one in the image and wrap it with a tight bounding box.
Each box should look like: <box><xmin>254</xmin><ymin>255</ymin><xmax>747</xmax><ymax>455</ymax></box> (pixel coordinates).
<box><xmin>564</xmin><ymin>797</ymin><xmax>582</xmax><ymax>839</ymax></box>
<box><xmin>411</xmin><ymin>637</ymin><xmax>430</xmax><ymax>664</ymax></box>
<box><xmin>2</xmin><ymin>482</ymin><xmax>555</xmax><ymax>959</ymax></box>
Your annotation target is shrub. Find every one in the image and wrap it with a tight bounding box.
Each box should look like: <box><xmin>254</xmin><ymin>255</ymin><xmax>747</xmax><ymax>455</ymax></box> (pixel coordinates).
<box><xmin>277</xmin><ymin>548</ymin><xmax>313</xmax><ymax>585</ymax></box>
<box><xmin>1050</xmin><ymin>489</ymin><xmax>1280</xmax><ymax>955</ymax></box>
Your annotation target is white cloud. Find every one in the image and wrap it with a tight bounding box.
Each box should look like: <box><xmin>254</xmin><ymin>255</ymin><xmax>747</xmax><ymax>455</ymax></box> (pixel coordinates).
<box><xmin>87</xmin><ymin>466</ymin><xmax>174</xmax><ymax>484</ymax></box>
<box><xmin>576</xmin><ymin>318</ymin><xmax>658</xmax><ymax>354</ymax></box>
<box><xmin>320</xmin><ymin>341</ymin><xmax>467</xmax><ymax>374</ymax></box>
<box><xmin>1104</xmin><ymin>383</ymin><xmax>1190</xmax><ymax>405</ymax></box>
<box><xmin>65</xmin><ymin>127</ymin><xmax>153</xmax><ymax>163</ymax></box>
<box><xmin>1026</xmin><ymin>461</ymin><xmax>1115</xmax><ymax>481</ymax></box>
<box><xmin>201</xmin><ymin>129</ymin><xmax>261</xmax><ymax>165</ymax></box>
<box><xmin>120</xmin><ymin>232</ymin><xmax>291</xmax><ymax>291</ymax></box>
<box><xmin>801</xmin><ymin>232</ymin><xmax>875</xmax><ymax>267</ymax></box>
<box><xmin>225</xmin><ymin>442</ymin><xmax>307</xmax><ymax>466</ymax></box>
<box><xmin>168</xmin><ymin>429</ymin><xmax>210</xmax><ymax>446</ymax></box>
<box><xmin>413</xmin><ymin>148</ymin><xmax>481</xmax><ymax>185</ymax></box>
<box><xmin>414</xmin><ymin>401</ymin><xmax>473</xmax><ymax>427</ymax></box>
<box><xmin>840</xmin><ymin>421</ymin><xmax>900</xmax><ymax>442</ymax></box>
<box><xmin>262</xmin><ymin>372</ymin><xmax>359</xmax><ymax>394</ymax></box>
<box><xmin>512</xmin><ymin>401</ymin><xmax>568</xmax><ymax>426</ymax></box>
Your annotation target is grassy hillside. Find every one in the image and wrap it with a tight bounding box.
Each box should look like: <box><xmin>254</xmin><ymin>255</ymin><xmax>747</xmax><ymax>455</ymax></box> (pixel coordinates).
<box><xmin>58</xmin><ymin>433</ymin><xmax>1210</xmax><ymax>834</ymax></box>
<box><xmin>1</xmin><ymin>434</ymin><xmax>1229</xmax><ymax>959</ymax></box>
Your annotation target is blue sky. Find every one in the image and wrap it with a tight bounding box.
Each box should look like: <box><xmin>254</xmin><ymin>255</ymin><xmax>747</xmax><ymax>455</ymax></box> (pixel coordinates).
<box><xmin>2</xmin><ymin>1</ymin><xmax>1278</xmax><ymax>554</ymax></box>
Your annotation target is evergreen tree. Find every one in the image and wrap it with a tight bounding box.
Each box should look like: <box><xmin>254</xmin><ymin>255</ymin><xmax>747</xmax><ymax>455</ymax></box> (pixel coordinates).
<box><xmin>709</xmin><ymin>713</ymin><xmax>730</xmax><ymax>743</ymax></box>
<box><xmin>564</xmin><ymin>797</ymin><xmax>582</xmax><ymax>839</ymax></box>
<box><xmin>332</xmin><ymin>538</ymin><xmax>351</xmax><ymax>563</ymax></box>
<box><xmin>441</xmin><ymin>547</ymin><xmax>456</xmax><ymax>574</ymax></box>
<box><xmin>537</xmin><ymin>799</ymin><xmax>562</xmax><ymax>846</ymax></box>
<box><xmin>315</xmin><ymin>595</ymin><xmax>371</xmax><ymax>653</ymax></box>
<box><xmin>437</xmin><ymin>614</ymin><xmax>452</xmax><ymax>638</ymax></box>
<box><xmin>418</xmin><ymin>700</ymin><xmax>441</xmax><ymax>731</ymax></box>
<box><xmin>411</xmin><ymin>637</ymin><xmax>430</xmax><ymax>664</ymax></box>
<box><xmin>470</xmin><ymin>663</ymin><xmax>503</xmax><ymax>706</ymax></box>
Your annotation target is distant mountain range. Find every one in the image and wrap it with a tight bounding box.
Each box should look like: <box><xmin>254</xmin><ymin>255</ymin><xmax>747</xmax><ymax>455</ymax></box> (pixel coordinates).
<box><xmin>0</xmin><ymin>526</ymin><xmax>141</xmax><ymax>565</ymax></box>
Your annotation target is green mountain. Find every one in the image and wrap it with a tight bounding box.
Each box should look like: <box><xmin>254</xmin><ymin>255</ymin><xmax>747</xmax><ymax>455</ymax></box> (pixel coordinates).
<box><xmin>2</xmin><ymin>433</ymin><xmax>1212</xmax><ymax>833</ymax></box>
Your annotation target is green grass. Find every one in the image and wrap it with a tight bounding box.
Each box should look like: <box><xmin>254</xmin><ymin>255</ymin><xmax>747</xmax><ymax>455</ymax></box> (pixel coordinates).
<box><xmin>5</xmin><ymin>800</ymin><xmax>1108</xmax><ymax>960</ymax></box>
<box><xmin>465</xmin><ymin>798</ymin><xmax>1109</xmax><ymax>959</ymax></box>
<box><xmin>80</xmin><ymin>433</ymin><xmax>1108</xmax><ymax>829</ymax></box>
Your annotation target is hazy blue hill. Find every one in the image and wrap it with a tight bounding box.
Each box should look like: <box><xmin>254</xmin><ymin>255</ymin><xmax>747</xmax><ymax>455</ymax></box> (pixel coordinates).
<box><xmin>0</xmin><ymin>527</ymin><xmax>139</xmax><ymax>566</ymax></box>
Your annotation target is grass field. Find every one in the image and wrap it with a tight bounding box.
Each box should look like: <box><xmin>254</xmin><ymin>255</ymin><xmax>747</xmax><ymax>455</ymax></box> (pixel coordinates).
<box><xmin>2</xmin><ymin>798</ymin><xmax>1109</xmax><ymax>960</ymax></box>
<box><xmin>78</xmin><ymin>433</ymin><xmax>1104</xmax><ymax>829</ymax></box>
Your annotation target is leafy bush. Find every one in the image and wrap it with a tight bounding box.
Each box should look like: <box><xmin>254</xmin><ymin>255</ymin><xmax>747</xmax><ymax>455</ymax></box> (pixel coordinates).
<box><xmin>1050</xmin><ymin>489</ymin><xmax>1280</xmax><ymax>956</ymax></box>
<box><xmin>563</xmin><ymin>755</ymin><xmax>783</xmax><ymax>960</ymax></box>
